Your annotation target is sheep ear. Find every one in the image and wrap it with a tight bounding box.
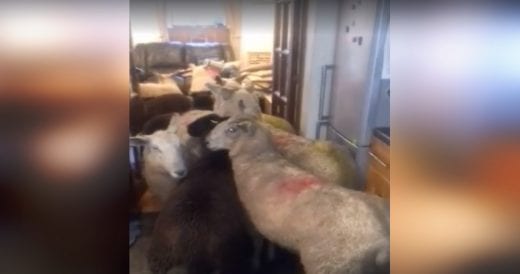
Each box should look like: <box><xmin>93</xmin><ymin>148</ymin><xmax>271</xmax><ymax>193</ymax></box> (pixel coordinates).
<box><xmin>130</xmin><ymin>135</ymin><xmax>150</xmax><ymax>146</ymax></box>
<box><xmin>168</xmin><ymin>114</ymin><xmax>180</xmax><ymax>132</ymax></box>
<box><xmin>221</xmin><ymin>88</ymin><xmax>234</xmax><ymax>100</ymax></box>
<box><xmin>234</xmin><ymin>74</ymin><xmax>247</xmax><ymax>83</ymax></box>
<box><xmin>214</xmin><ymin>75</ymin><xmax>224</xmax><ymax>85</ymax></box>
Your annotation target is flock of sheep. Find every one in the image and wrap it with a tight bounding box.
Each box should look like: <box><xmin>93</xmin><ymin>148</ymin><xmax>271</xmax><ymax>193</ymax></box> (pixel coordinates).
<box><xmin>129</xmin><ymin>61</ymin><xmax>390</xmax><ymax>274</ymax></box>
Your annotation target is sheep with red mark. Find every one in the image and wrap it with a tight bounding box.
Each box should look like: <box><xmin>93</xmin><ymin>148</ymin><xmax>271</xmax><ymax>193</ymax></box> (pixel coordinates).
<box><xmin>268</xmin><ymin>125</ymin><xmax>357</xmax><ymax>189</ymax></box>
<box><xmin>197</xmin><ymin>97</ymin><xmax>356</xmax><ymax>188</ymax></box>
<box><xmin>205</xmin><ymin>77</ymin><xmax>356</xmax><ymax>188</ymax></box>
<box><xmin>206</xmin><ymin>116</ymin><xmax>390</xmax><ymax>274</ymax></box>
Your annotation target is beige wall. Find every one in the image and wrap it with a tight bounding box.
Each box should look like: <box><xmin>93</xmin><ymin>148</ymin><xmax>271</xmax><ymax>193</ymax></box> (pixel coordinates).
<box><xmin>239</xmin><ymin>2</ymin><xmax>275</xmax><ymax>65</ymax></box>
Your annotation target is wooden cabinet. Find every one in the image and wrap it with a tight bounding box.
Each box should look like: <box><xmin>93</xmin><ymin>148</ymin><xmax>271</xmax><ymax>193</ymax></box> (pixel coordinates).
<box><xmin>365</xmin><ymin>130</ymin><xmax>390</xmax><ymax>198</ymax></box>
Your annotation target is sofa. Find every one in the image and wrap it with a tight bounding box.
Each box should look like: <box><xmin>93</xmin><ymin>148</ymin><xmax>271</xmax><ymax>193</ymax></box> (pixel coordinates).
<box><xmin>132</xmin><ymin>41</ymin><xmax>234</xmax><ymax>94</ymax></box>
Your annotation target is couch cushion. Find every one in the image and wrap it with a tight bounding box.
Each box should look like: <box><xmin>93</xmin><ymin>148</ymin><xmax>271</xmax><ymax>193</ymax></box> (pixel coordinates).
<box><xmin>132</xmin><ymin>43</ymin><xmax>148</xmax><ymax>69</ymax></box>
<box><xmin>185</xmin><ymin>42</ymin><xmax>226</xmax><ymax>65</ymax></box>
<box><xmin>146</xmin><ymin>42</ymin><xmax>186</xmax><ymax>69</ymax></box>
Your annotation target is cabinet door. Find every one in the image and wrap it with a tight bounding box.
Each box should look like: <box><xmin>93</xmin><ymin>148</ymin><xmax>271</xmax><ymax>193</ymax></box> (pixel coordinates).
<box><xmin>366</xmin><ymin>156</ymin><xmax>389</xmax><ymax>198</ymax></box>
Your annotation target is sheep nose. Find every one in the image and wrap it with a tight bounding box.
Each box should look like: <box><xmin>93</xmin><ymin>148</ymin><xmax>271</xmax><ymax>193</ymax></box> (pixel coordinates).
<box><xmin>173</xmin><ymin>170</ymin><xmax>187</xmax><ymax>178</ymax></box>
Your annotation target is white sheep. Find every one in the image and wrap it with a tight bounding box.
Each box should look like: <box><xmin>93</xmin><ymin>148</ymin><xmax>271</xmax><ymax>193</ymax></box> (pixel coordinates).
<box><xmin>203</xmin><ymin>82</ymin><xmax>356</xmax><ymax>188</ymax></box>
<box><xmin>205</xmin><ymin>79</ymin><xmax>296</xmax><ymax>133</ymax></box>
<box><xmin>129</xmin><ymin>110</ymin><xmax>217</xmax><ymax>203</ymax></box>
<box><xmin>129</xmin><ymin>126</ymin><xmax>187</xmax><ymax>203</ymax></box>
<box><xmin>206</xmin><ymin>116</ymin><xmax>390</xmax><ymax>274</ymax></box>
<box><xmin>208</xmin><ymin>82</ymin><xmax>262</xmax><ymax>118</ymax></box>
<box><xmin>188</xmin><ymin>63</ymin><xmax>219</xmax><ymax>94</ymax></box>
<box><xmin>138</xmin><ymin>73</ymin><xmax>183</xmax><ymax>98</ymax></box>
<box><xmin>204</xmin><ymin>59</ymin><xmax>241</xmax><ymax>78</ymax></box>
<box><xmin>267</xmin><ymin>125</ymin><xmax>357</xmax><ymax>188</ymax></box>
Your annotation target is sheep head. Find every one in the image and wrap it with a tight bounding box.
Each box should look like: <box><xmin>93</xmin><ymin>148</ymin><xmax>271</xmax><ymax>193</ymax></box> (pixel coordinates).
<box><xmin>206</xmin><ymin>115</ymin><xmax>271</xmax><ymax>157</ymax></box>
<box><xmin>129</xmin><ymin>128</ymin><xmax>187</xmax><ymax>180</ymax></box>
<box><xmin>206</xmin><ymin>78</ymin><xmax>262</xmax><ymax>119</ymax></box>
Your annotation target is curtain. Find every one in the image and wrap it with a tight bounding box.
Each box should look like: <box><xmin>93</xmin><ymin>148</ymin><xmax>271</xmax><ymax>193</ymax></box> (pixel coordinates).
<box><xmin>223</xmin><ymin>0</ymin><xmax>242</xmax><ymax>61</ymax></box>
<box><xmin>156</xmin><ymin>0</ymin><xmax>169</xmax><ymax>41</ymax></box>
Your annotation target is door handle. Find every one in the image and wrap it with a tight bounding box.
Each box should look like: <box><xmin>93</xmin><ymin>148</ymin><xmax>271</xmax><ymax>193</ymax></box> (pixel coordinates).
<box><xmin>315</xmin><ymin>64</ymin><xmax>334</xmax><ymax>139</ymax></box>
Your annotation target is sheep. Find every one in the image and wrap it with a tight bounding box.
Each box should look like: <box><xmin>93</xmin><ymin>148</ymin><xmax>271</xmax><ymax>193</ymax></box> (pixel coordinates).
<box><xmin>204</xmin><ymin>59</ymin><xmax>241</xmax><ymax>78</ymax></box>
<box><xmin>130</xmin><ymin>93</ymin><xmax>192</xmax><ymax>136</ymax></box>
<box><xmin>145</xmin><ymin>114</ymin><xmax>256</xmax><ymax>274</ymax></box>
<box><xmin>267</xmin><ymin>125</ymin><xmax>357</xmax><ymax>189</ymax></box>
<box><xmin>196</xmin><ymin>97</ymin><xmax>355</xmax><ymax>188</ymax></box>
<box><xmin>140</xmin><ymin>109</ymin><xmax>220</xmax><ymax>136</ymax></box>
<box><xmin>205</xmin><ymin>116</ymin><xmax>390</xmax><ymax>274</ymax></box>
<box><xmin>189</xmin><ymin>63</ymin><xmax>219</xmax><ymax>94</ymax></box>
<box><xmin>138</xmin><ymin>73</ymin><xmax>183</xmax><ymax>98</ymax></box>
<box><xmin>261</xmin><ymin>113</ymin><xmax>296</xmax><ymax>134</ymax></box>
<box><xmin>129</xmin><ymin>110</ymin><xmax>219</xmax><ymax>203</ymax></box>
<box><xmin>129</xmin><ymin>127</ymin><xmax>188</xmax><ymax>203</ymax></box>
<box><xmin>204</xmin><ymin>78</ymin><xmax>355</xmax><ymax>188</ymax></box>
<box><xmin>187</xmin><ymin>113</ymin><xmax>305</xmax><ymax>274</ymax></box>
<box><xmin>206</xmin><ymin>78</ymin><xmax>296</xmax><ymax>133</ymax></box>
<box><xmin>190</xmin><ymin>91</ymin><xmax>215</xmax><ymax>111</ymax></box>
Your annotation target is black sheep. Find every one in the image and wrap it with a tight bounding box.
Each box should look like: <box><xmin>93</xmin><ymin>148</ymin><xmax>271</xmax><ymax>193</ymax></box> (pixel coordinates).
<box><xmin>146</xmin><ymin>114</ymin><xmax>255</xmax><ymax>274</ymax></box>
<box><xmin>130</xmin><ymin>93</ymin><xmax>192</xmax><ymax>136</ymax></box>
<box><xmin>184</xmin><ymin>113</ymin><xmax>305</xmax><ymax>274</ymax></box>
<box><xmin>190</xmin><ymin>91</ymin><xmax>215</xmax><ymax>111</ymax></box>
<box><xmin>140</xmin><ymin>113</ymin><xmax>176</xmax><ymax>135</ymax></box>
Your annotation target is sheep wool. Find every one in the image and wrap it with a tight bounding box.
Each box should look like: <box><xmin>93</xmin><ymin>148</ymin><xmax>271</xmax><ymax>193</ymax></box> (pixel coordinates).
<box><xmin>206</xmin><ymin>116</ymin><xmax>389</xmax><ymax>274</ymax></box>
<box><xmin>266</xmin><ymin>125</ymin><xmax>357</xmax><ymax>189</ymax></box>
<box><xmin>261</xmin><ymin>113</ymin><xmax>296</xmax><ymax>134</ymax></box>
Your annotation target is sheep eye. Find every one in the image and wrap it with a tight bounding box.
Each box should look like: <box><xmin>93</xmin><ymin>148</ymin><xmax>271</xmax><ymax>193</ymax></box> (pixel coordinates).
<box><xmin>226</xmin><ymin>127</ymin><xmax>237</xmax><ymax>133</ymax></box>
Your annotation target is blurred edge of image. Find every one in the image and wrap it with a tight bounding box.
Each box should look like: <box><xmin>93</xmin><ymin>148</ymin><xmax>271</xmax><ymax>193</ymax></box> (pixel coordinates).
<box><xmin>0</xmin><ymin>1</ymin><xmax>129</xmax><ymax>273</ymax></box>
<box><xmin>0</xmin><ymin>0</ymin><xmax>518</xmax><ymax>274</ymax></box>
<box><xmin>391</xmin><ymin>1</ymin><xmax>520</xmax><ymax>273</ymax></box>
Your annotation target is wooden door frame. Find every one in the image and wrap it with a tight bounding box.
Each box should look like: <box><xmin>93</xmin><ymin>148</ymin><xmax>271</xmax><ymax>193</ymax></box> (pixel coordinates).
<box><xmin>272</xmin><ymin>0</ymin><xmax>308</xmax><ymax>132</ymax></box>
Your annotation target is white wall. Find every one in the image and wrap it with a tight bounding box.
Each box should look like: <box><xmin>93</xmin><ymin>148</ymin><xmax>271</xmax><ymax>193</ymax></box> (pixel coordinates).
<box><xmin>239</xmin><ymin>2</ymin><xmax>275</xmax><ymax>64</ymax></box>
<box><xmin>299</xmin><ymin>1</ymin><xmax>340</xmax><ymax>139</ymax></box>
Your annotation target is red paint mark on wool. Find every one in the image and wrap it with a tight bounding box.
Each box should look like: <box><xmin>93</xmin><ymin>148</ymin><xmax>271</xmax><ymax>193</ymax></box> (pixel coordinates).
<box><xmin>271</xmin><ymin>134</ymin><xmax>293</xmax><ymax>149</ymax></box>
<box><xmin>206</xmin><ymin>67</ymin><xmax>220</xmax><ymax>78</ymax></box>
<box><xmin>278</xmin><ymin>176</ymin><xmax>322</xmax><ymax>196</ymax></box>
